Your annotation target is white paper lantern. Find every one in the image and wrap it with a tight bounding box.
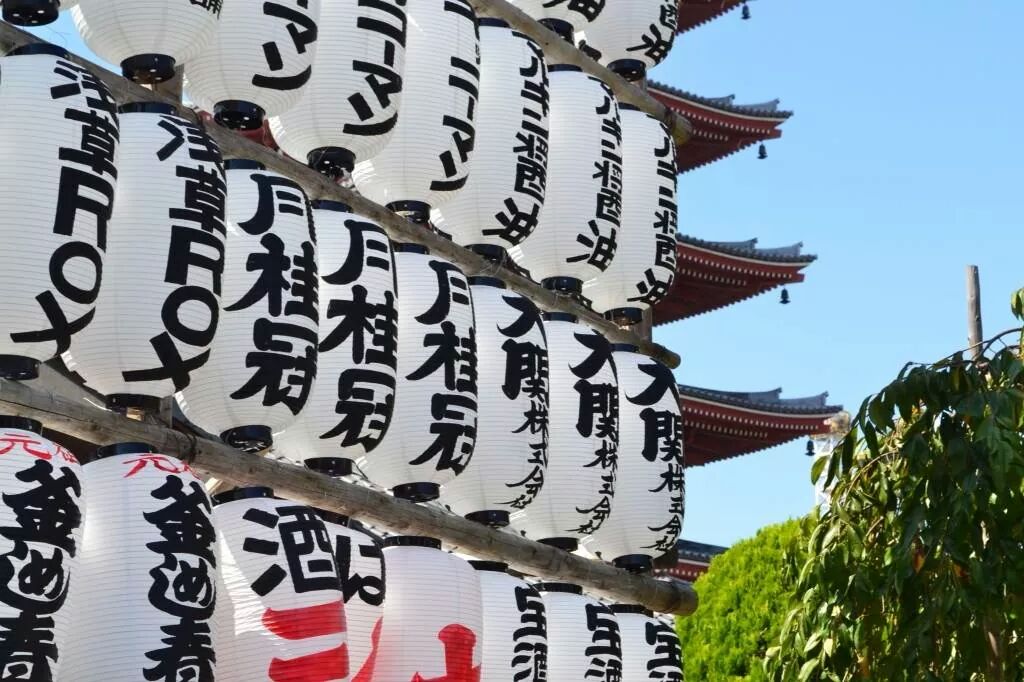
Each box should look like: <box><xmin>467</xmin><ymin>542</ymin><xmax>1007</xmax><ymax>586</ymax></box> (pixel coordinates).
<box><xmin>0</xmin><ymin>416</ymin><xmax>83</xmax><ymax>679</ymax></box>
<box><xmin>472</xmin><ymin>561</ymin><xmax>548</xmax><ymax>682</ymax></box>
<box><xmin>613</xmin><ymin>606</ymin><xmax>683</xmax><ymax>682</ymax></box>
<box><xmin>374</xmin><ymin>537</ymin><xmax>483</xmax><ymax>681</ymax></box>
<box><xmin>177</xmin><ymin>161</ymin><xmax>318</xmax><ymax>452</ymax></box>
<box><xmin>511</xmin><ymin>314</ymin><xmax>617</xmax><ymax>551</ymax></box>
<box><xmin>0</xmin><ymin>44</ymin><xmax>118</xmax><ymax>381</ymax></box>
<box><xmin>63</xmin><ymin>103</ymin><xmax>226</xmax><ymax>414</ymax></box>
<box><xmin>539</xmin><ymin>583</ymin><xmax>622</xmax><ymax>681</ymax></box>
<box><xmin>583</xmin><ymin>349</ymin><xmax>683</xmax><ymax>573</ymax></box>
<box><xmin>576</xmin><ymin>0</ymin><xmax>677</xmax><ymax>80</ymax></box>
<box><xmin>317</xmin><ymin>510</ymin><xmax>385</xmax><ymax>682</ymax></box>
<box><xmin>275</xmin><ymin>203</ymin><xmax>398</xmax><ymax>470</ymax></box>
<box><xmin>269</xmin><ymin>0</ymin><xmax>406</xmax><ymax>178</ymax></box>
<box><xmin>0</xmin><ymin>0</ymin><xmax>75</xmax><ymax>27</ymax></box>
<box><xmin>59</xmin><ymin>443</ymin><xmax>218</xmax><ymax>681</ymax></box>
<box><xmin>72</xmin><ymin>0</ymin><xmax>222</xmax><ymax>83</ymax></box>
<box><xmin>185</xmin><ymin>0</ymin><xmax>322</xmax><ymax>129</ymax></box>
<box><xmin>439</xmin><ymin>279</ymin><xmax>548</xmax><ymax>527</ymax></box>
<box><xmin>584</xmin><ymin>107</ymin><xmax>677</xmax><ymax>323</ymax></box>
<box><xmin>351</xmin><ymin>0</ymin><xmax>479</xmax><ymax>223</ymax></box>
<box><xmin>511</xmin><ymin>66</ymin><xmax>621</xmax><ymax>296</ymax></box>
<box><xmin>213</xmin><ymin>488</ymin><xmax>349</xmax><ymax>681</ymax></box>
<box><xmin>358</xmin><ymin>245</ymin><xmax>476</xmax><ymax>502</ymax></box>
<box><xmin>507</xmin><ymin>0</ymin><xmax>604</xmax><ymax>39</ymax></box>
<box><xmin>432</xmin><ymin>20</ymin><xmax>549</xmax><ymax>255</ymax></box>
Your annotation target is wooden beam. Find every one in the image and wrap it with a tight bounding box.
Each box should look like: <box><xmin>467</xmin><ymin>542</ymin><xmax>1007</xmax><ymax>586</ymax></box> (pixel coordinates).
<box><xmin>0</xmin><ymin>22</ymin><xmax>680</xmax><ymax>369</ymax></box>
<box><xmin>0</xmin><ymin>377</ymin><xmax>698</xmax><ymax>616</ymax></box>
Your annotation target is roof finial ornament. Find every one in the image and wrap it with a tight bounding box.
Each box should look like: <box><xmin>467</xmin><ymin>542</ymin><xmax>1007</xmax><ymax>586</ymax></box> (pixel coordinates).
<box><xmin>780</xmin><ymin>287</ymin><xmax>790</xmax><ymax>305</ymax></box>
<box><xmin>742</xmin><ymin>2</ymin><xmax>752</xmax><ymax>20</ymax></box>
<box><xmin>758</xmin><ymin>143</ymin><xmax>768</xmax><ymax>160</ymax></box>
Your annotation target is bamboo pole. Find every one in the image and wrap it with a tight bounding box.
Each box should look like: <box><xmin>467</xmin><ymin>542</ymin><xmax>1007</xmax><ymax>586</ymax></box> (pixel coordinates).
<box><xmin>0</xmin><ymin>376</ymin><xmax>697</xmax><ymax>616</ymax></box>
<box><xmin>0</xmin><ymin>21</ymin><xmax>681</xmax><ymax>369</ymax></box>
<box><xmin>966</xmin><ymin>265</ymin><xmax>983</xmax><ymax>361</ymax></box>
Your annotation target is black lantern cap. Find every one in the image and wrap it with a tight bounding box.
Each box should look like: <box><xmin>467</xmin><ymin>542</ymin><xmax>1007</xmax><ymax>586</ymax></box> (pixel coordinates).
<box><xmin>305</xmin><ymin>457</ymin><xmax>354</xmax><ymax>478</ymax></box>
<box><xmin>316</xmin><ymin>508</ymin><xmax>351</xmax><ymax>526</ymax></box>
<box><xmin>479</xmin><ymin>18</ymin><xmax>510</xmax><ymax>28</ymax></box>
<box><xmin>542</xmin><ymin>277</ymin><xmax>582</xmax><ymax>295</ymax></box>
<box><xmin>536</xmin><ymin>582</ymin><xmax>582</xmax><ymax>594</ymax></box>
<box><xmin>469</xmin><ymin>560</ymin><xmax>509</xmax><ymax>572</ymax></box>
<box><xmin>0</xmin><ymin>416</ymin><xmax>42</xmax><ymax>434</ymax></box>
<box><xmin>93</xmin><ymin>442</ymin><xmax>155</xmax><ymax>461</ymax></box>
<box><xmin>118</xmin><ymin>102</ymin><xmax>179</xmax><ymax>116</ymax></box>
<box><xmin>605</xmin><ymin>307</ymin><xmax>643</xmax><ymax>326</ymax></box>
<box><xmin>224</xmin><ymin>159</ymin><xmax>266</xmax><ymax>171</ymax></box>
<box><xmin>465</xmin><ymin>510</ymin><xmax>511</xmax><ymax>528</ymax></box>
<box><xmin>613</xmin><ymin>554</ymin><xmax>654</xmax><ymax>575</ymax></box>
<box><xmin>542</xmin><ymin>311</ymin><xmax>577</xmax><ymax>324</ymax></box>
<box><xmin>468</xmin><ymin>244</ymin><xmax>510</xmax><ymax>265</ymax></box>
<box><xmin>610</xmin><ymin>343</ymin><xmax>640</xmax><ymax>353</ymax></box>
<box><xmin>387</xmin><ymin>201</ymin><xmax>432</xmax><ymax>226</ymax></box>
<box><xmin>393</xmin><ymin>242</ymin><xmax>429</xmax><ymax>255</ymax></box>
<box><xmin>548</xmin><ymin>64</ymin><xmax>583</xmax><ymax>73</ymax></box>
<box><xmin>106</xmin><ymin>393</ymin><xmax>162</xmax><ymax>415</ymax></box>
<box><xmin>539</xmin><ymin>537</ymin><xmax>579</xmax><ymax>553</ymax></box>
<box><xmin>221</xmin><ymin>425</ymin><xmax>273</xmax><ymax>453</ymax></box>
<box><xmin>392</xmin><ymin>482</ymin><xmax>440</xmax><ymax>503</ymax></box>
<box><xmin>215</xmin><ymin>100</ymin><xmax>266</xmax><ymax>131</ymax></box>
<box><xmin>121</xmin><ymin>54</ymin><xmax>177</xmax><ymax>85</ymax></box>
<box><xmin>608</xmin><ymin>59</ymin><xmax>647</xmax><ymax>83</ymax></box>
<box><xmin>213</xmin><ymin>486</ymin><xmax>275</xmax><ymax>506</ymax></box>
<box><xmin>611</xmin><ymin>604</ymin><xmax>653</xmax><ymax>616</ymax></box>
<box><xmin>2</xmin><ymin>0</ymin><xmax>59</xmax><ymax>27</ymax></box>
<box><xmin>383</xmin><ymin>535</ymin><xmax>442</xmax><ymax>549</ymax></box>
<box><xmin>540</xmin><ymin>18</ymin><xmax>575</xmax><ymax>43</ymax></box>
<box><xmin>308</xmin><ymin>147</ymin><xmax>356</xmax><ymax>179</ymax></box>
<box><xmin>0</xmin><ymin>355</ymin><xmax>40</xmax><ymax>381</ymax></box>
<box><xmin>6</xmin><ymin>42</ymin><xmax>67</xmax><ymax>58</ymax></box>
<box><xmin>312</xmin><ymin>199</ymin><xmax>353</xmax><ymax>213</ymax></box>
<box><xmin>468</xmin><ymin>276</ymin><xmax>506</xmax><ymax>289</ymax></box>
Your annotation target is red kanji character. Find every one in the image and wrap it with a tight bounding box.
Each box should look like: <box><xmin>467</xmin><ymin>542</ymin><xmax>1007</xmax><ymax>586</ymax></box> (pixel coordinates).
<box><xmin>412</xmin><ymin>624</ymin><xmax>481</xmax><ymax>682</ymax></box>
<box><xmin>353</xmin><ymin>618</ymin><xmax>382</xmax><ymax>682</ymax></box>
<box><xmin>0</xmin><ymin>432</ymin><xmax>52</xmax><ymax>460</ymax></box>
<box><xmin>264</xmin><ymin>600</ymin><xmax>349</xmax><ymax>681</ymax></box>
<box><xmin>55</xmin><ymin>445</ymin><xmax>79</xmax><ymax>464</ymax></box>
<box><xmin>121</xmin><ymin>454</ymin><xmax>195</xmax><ymax>478</ymax></box>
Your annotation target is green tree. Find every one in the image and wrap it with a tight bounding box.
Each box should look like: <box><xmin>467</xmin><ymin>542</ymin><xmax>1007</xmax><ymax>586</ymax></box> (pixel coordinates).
<box><xmin>676</xmin><ymin>518</ymin><xmax>810</xmax><ymax>681</ymax></box>
<box><xmin>767</xmin><ymin>298</ymin><xmax>1024</xmax><ymax>681</ymax></box>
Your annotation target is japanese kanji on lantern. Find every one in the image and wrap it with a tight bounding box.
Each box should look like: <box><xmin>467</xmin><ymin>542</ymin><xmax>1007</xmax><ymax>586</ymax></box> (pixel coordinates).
<box><xmin>472</xmin><ymin>561</ymin><xmax>548</xmax><ymax>682</ymax></box>
<box><xmin>63</xmin><ymin>103</ymin><xmax>226</xmax><ymax>415</ymax></box>
<box><xmin>351</xmin><ymin>0</ymin><xmax>479</xmax><ymax>226</ymax></box>
<box><xmin>185</xmin><ymin>0</ymin><xmax>322</xmax><ymax>130</ymax></box>
<box><xmin>275</xmin><ymin>202</ymin><xmax>397</xmax><ymax>472</ymax></box>
<box><xmin>511</xmin><ymin>313</ymin><xmax>618</xmax><ymax>552</ymax></box>
<box><xmin>0</xmin><ymin>416</ymin><xmax>83</xmax><ymax>679</ymax></box>
<box><xmin>431</xmin><ymin>19</ymin><xmax>550</xmax><ymax>259</ymax></box>
<box><xmin>71</xmin><ymin>0</ymin><xmax>222</xmax><ymax>84</ymax></box>
<box><xmin>511</xmin><ymin>66</ymin><xmax>621</xmax><ymax>298</ymax></box>
<box><xmin>576</xmin><ymin>0</ymin><xmax>677</xmax><ymax>81</ymax></box>
<box><xmin>539</xmin><ymin>583</ymin><xmax>622</xmax><ymax>682</ymax></box>
<box><xmin>358</xmin><ymin>245</ymin><xmax>476</xmax><ymax>503</ymax></box>
<box><xmin>612</xmin><ymin>606</ymin><xmax>683</xmax><ymax>682</ymax></box>
<box><xmin>269</xmin><ymin>0</ymin><xmax>406</xmax><ymax>179</ymax></box>
<box><xmin>583</xmin><ymin>347</ymin><xmax>684</xmax><ymax>573</ymax></box>
<box><xmin>507</xmin><ymin>0</ymin><xmax>604</xmax><ymax>42</ymax></box>
<box><xmin>213</xmin><ymin>487</ymin><xmax>349</xmax><ymax>682</ymax></box>
<box><xmin>585</xmin><ymin>106</ymin><xmax>677</xmax><ymax>325</ymax></box>
<box><xmin>59</xmin><ymin>443</ymin><xmax>218</xmax><ymax>681</ymax></box>
<box><xmin>177</xmin><ymin>161</ymin><xmax>318</xmax><ymax>453</ymax></box>
<box><xmin>316</xmin><ymin>506</ymin><xmax>386</xmax><ymax>682</ymax></box>
<box><xmin>0</xmin><ymin>44</ymin><xmax>118</xmax><ymax>382</ymax></box>
<box><xmin>439</xmin><ymin>278</ymin><xmax>548</xmax><ymax>528</ymax></box>
<box><xmin>374</xmin><ymin>537</ymin><xmax>483</xmax><ymax>681</ymax></box>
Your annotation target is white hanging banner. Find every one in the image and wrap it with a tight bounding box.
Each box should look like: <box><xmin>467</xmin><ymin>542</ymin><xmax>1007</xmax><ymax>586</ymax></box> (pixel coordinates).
<box><xmin>439</xmin><ymin>280</ymin><xmax>548</xmax><ymax>527</ymax></box>
<box><xmin>511</xmin><ymin>315</ymin><xmax>617</xmax><ymax>551</ymax></box>
<box><xmin>576</xmin><ymin>0</ymin><xmax>678</xmax><ymax>79</ymax></box>
<box><xmin>540</xmin><ymin>583</ymin><xmax>622</xmax><ymax>681</ymax></box>
<box><xmin>177</xmin><ymin>162</ymin><xmax>318</xmax><ymax>452</ymax></box>
<box><xmin>0</xmin><ymin>418</ymin><xmax>83</xmax><ymax>680</ymax></box>
<box><xmin>0</xmin><ymin>45</ymin><xmax>118</xmax><ymax>381</ymax></box>
<box><xmin>214</xmin><ymin>490</ymin><xmax>349</xmax><ymax>681</ymax></box>
<box><xmin>275</xmin><ymin>203</ymin><xmax>398</xmax><ymax>468</ymax></box>
<box><xmin>473</xmin><ymin>562</ymin><xmax>548</xmax><ymax>682</ymax></box>
<box><xmin>59</xmin><ymin>444</ymin><xmax>218</xmax><ymax>681</ymax></box>
<box><xmin>613</xmin><ymin>606</ymin><xmax>683</xmax><ymax>682</ymax></box>
<box><xmin>64</xmin><ymin>104</ymin><xmax>226</xmax><ymax>412</ymax></box>
<box><xmin>583</xmin><ymin>349</ymin><xmax>683</xmax><ymax>572</ymax></box>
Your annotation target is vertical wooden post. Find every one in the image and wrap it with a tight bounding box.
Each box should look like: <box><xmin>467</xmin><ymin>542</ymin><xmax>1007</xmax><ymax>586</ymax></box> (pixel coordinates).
<box><xmin>966</xmin><ymin>265</ymin><xmax>983</xmax><ymax>360</ymax></box>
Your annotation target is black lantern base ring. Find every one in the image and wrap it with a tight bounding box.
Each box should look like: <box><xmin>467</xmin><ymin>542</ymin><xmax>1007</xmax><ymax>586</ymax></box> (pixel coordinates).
<box><xmin>467</xmin><ymin>244</ymin><xmax>510</xmax><ymax>265</ymax></box>
<box><xmin>608</xmin><ymin>59</ymin><xmax>647</xmax><ymax>83</ymax></box>
<box><xmin>466</xmin><ymin>509</ymin><xmax>511</xmax><ymax>528</ymax></box>
<box><xmin>0</xmin><ymin>416</ymin><xmax>42</xmax><ymax>434</ymax></box>
<box><xmin>305</xmin><ymin>456</ymin><xmax>354</xmax><ymax>478</ymax></box>
<box><xmin>605</xmin><ymin>307</ymin><xmax>643</xmax><ymax>326</ymax></box>
<box><xmin>106</xmin><ymin>393</ymin><xmax>162</xmax><ymax>415</ymax></box>
<box><xmin>542</xmin><ymin>277</ymin><xmax>583</xmax><ymax>296</ymax></box>
<box><xmin>214</xmin><ymin>100</ymin><xmax>266</xmax><ymax>131</ymax></box>
<box><xmin>308</xmin><ymin>147</ymin><xmax>356</xmax><ymax>179</ymax></box>
<box><xmin>2</xmin><ymin>0</ymin><xmax>59</xmax><ymax>26</ymax></box>
<box><xmin>539</xmin><ymin>536</ymin><xmax>579</xmax><ymax>553</ymax></box>
<box><xmin>0</xmin><ymin>355</ymin><xmax>39</xmax><ymax>381</ymax></box>
<box><xmin>221</xmin><ymin>425</ymin><xmax>273</xmax><ymax>453</ymax></box>
<box><xmin>392</xmin><ymin>482</ymin><xmax>441</xmax><ymax>503</ymax></box>
<box><xmin>386</xmin><ymin>201</ymin><xmax>433</xmax><ymax>227</ymax></box>
<box><xmin>613</xmin><ymin>554</ymin><xmax>654</xmax><ymax>574</ymax></box>
<box><xmin>121</xmin><ymin>54</ymin><xmax>177</xmax><ymax>85</ymax></box>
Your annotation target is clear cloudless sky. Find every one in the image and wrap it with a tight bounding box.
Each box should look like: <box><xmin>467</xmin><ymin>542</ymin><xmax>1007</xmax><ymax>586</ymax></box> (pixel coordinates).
<box><xmin>29</xmin><ymin>3</ymin><xmax>1024</xmax><ymax>545</ymax></box>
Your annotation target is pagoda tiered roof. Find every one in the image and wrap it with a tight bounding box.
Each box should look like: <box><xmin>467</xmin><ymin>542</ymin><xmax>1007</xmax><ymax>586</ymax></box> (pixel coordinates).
<box><xmin>676</xmin><ymin>0</ymin><xmax>747</xmax><ymax>34</ymax></box>
<box><xmin>680</xmin><ymin>385</ymin><xmax>843</xmax><ymax>467</ymax></box>
<box><xmin>654</xmin><ymin>235</ymin><xmax>814</xmax><ymax>324</ymax></box>
<box><xmin>656</xmin><ymin>539</ymin><xmax>728</xmax><ymax>581</ymax></box>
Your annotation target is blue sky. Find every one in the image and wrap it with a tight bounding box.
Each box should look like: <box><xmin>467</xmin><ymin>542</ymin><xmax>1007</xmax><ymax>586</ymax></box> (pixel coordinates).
<box><xmin>31</xmin><ymin>3</ymin><xmax>1024</xmax><ymax>546</ymax></box>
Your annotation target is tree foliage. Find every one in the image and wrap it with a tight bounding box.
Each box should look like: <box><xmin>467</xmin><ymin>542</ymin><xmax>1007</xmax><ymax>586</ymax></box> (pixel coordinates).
<box><xmin>768</xmin><ymin>307</ymin><xmax>1024</xmax><ymax>680</ymax></box>
<box><xmin>676</xmin><ymin>518</ymin><xmax>810</xmax><ymax>681</ymax></box>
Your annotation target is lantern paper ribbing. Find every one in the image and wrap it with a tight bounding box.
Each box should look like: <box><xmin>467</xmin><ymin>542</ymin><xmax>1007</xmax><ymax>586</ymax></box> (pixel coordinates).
<box><xmin>508</xmin><ymin>0</ymin><xmax>605</xmax><ymax>35</ymax></box>
<box><xmin>177</xmin><ymin>163</ymin><xmax>318</xmax><ymax>451</ymax></box>
<box><xmin>269</xmin><ymin>0</ymin><xmax>406</xmax><ymax>176</ymax></box>
<box><xmin>511</xmin><ymin>67</ymin><xmax>621</xmax><ymax>292</ymax></box>
<box><xmin>275</xmin><ymin>204</ymin><xmax>398</xmax><ymax>466</ymax></box>
<box><xmin>0</xmin><ymin>47</ymin><xmax>118</xmax><ymax>381</ymax></box>
<box><xmin>185</xmin><ymin>0</ymin><xmax>322</xmax><ymax>127</ymax></box>
<box><xmin>585</xmin><ymin>108</ymin><xmax>677</xmax><ymax>320</ymax></box>
<box><xmin>63</xmin><ymin>105</ymin><xmax>226</xmax><ymax>410</ymax></box>
<box><xmin>214</xmin><ymin>491</ymin><xmax>348</xmax><ymax>681</ymax></box>
<box><xmin>59</xmin><ymin>445</ymin><xmax>218</xmax><ymax>681</ymax></box>
<box><xmin>432</xmin><ymin>21</ymin><xmax>550</xmax><ymax>252</ymax></box>
<box><xmin>374</xmin><ymin>539</ymin><xmax>483</xmax><ymax>681</ymax></box>
<box><xmin>583</xmin><ymin>350</ymin><xmax>683</xmax><ymax>572</ymax></box>
<box><xmin>0</xmin><ymin>418</ymin><xmax>83</xmax><ymax>680</ymax></box>
<box><xmin>473</xmin><ymin>563</ymin><xmax>548</xmax><ymax>682</ymax></box>
<box><xmin>72</xmin><ymin>0</ymin><xmax>222</xmax><ymax>83</ymax></box>
<box><xmin>511</xmin><ymin>315</ymin><xmax>617</xmax><ymax>549</ymax></box>
<box><xmin>540</xmin><ymin>584</ymin><xmax>622</xmax><ymax>682</ymax></box>
<box><xmin>613</xmin><ymin>607</ymin><xmax>683</xmax><ymax>682</ymax></box>
<box><xmin>351</xmin><ymin>0</ymin><xmax>479</xmax><ymax>217</ymax></box>
<box><xmin>439</xmin><ymin>280</ymin><xmax>548</xmax><ymax>525</ymax></box>
<box><xmin>358</xmin><ymin>247</ymin><xmax>476</xmax><ymax>500</ymax></box>
<box><xmin>576</xmin><ymin>0</ymin><xmax>677</xmax><ymax>77</ymax></box>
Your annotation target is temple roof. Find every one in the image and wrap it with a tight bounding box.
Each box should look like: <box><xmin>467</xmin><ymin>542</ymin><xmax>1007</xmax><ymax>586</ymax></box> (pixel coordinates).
<box><xmin>676</xmin><ymin>0</ymin><xmax>746</xmax><ymax>34</ymax></box>
<box><xmin>649</xmin><ymin>81</ymin><xmax>792</xmax><ymax>172</ymax></box>
<box><xmin>654</xmin><ymin>235</ymin><xmax>815</xmax><ymax>324</ymax></box>
<box><xmin>677</xmin><ymin>539</ymin><xmax>729</xmax><ymax>561</ymax></box>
